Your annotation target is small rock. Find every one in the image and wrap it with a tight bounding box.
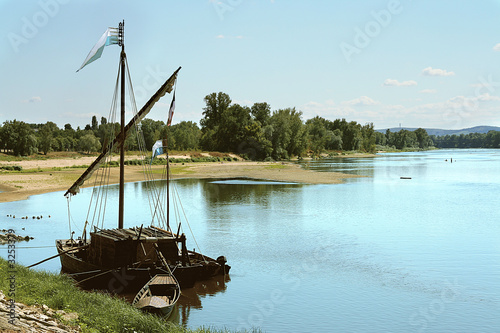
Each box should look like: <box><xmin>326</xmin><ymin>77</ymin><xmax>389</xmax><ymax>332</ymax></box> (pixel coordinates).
<box><xmin>37</xmin><ymin>313</ymin><xmax>50</xmax><ymax>321</ymax></box>
<box><xmin>62</xmin><ymin>312</ymin><xmax>79</xmax><ymax>321</ymax></box>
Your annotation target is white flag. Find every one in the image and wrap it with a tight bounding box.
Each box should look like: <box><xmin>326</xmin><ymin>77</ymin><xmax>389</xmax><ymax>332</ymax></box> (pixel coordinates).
<box><xmin>151</xmin><ymin>140</ymin><xmax>163</xmax><ymax>159</ymax></box>
<box><xmin>77</xmin><ymin>27</ymin><xmax>119</xmax><ymax>72</ymax></box>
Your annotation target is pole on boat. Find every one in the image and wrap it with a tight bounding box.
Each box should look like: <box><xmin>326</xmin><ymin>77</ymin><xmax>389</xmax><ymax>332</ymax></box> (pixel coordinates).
<box><xmin>27</xmin><ymin>244</ymin><xmax>90</xmax><ymax>268</ymax></box>
<box><xmin>118</xmin><ymin>20</ymin><xmax>125</xmax><ymax>230</ymax></box>
<box><xmin>166</xmin><ymin>138</ymin><xmax>170</xmax><ymax>231</ymax></box>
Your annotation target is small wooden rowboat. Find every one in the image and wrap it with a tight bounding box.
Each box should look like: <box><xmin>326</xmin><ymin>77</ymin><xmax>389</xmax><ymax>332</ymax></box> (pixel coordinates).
<box><xmin>132</xmin><ymin>274</ymin><xmax>181</xmax><ymax>317</ymax></box>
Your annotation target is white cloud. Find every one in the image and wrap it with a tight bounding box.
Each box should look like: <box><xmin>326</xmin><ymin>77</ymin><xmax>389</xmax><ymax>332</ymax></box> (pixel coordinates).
<box><xmin>304</xmin><ymin>99</ymin><xmax>334</xmax><ymax>109</ymax></box>
<box><xmin>232</xmin><ymin>99</ymin><xmax>253</xmax><ymax>106</ymax></box>
<box><xmin>420</xmin><ymin>89</ymin><xmax>437</xmax><ymax>94</ymax></box>
<box><xmin>421</xmin><ymin>67</ymin><xmax>455</xmax><ymax>77</ymax></box>
<box><xmin>342</xmin><ymin>96</ymin><xmax>380</xmax><ymax>106</ymax></box>
<box><xmin>216</xmin><ymin>34</ymin><xmax>244</xmax><ymax>39</ymax></box>
<box><xmin>21</xmin><ymin>96</ymin><xmax>42</xmax><ymax>103</ymax></box>
<box><xmin>304</xmin><ymin>101</ymin><xmax>324</xmax><ymax>108</ymax></box>
<box><xmin>493</xmin><ymin>43</ymin><xmax>500</xmax><ymax>51</ymax></box>
<box><xmin>383</xmin><ymin>79</ymin><xmax>417</xmax><ymax>87</ymax></box>
<box><xmin>301</xmin><ymin>91</ymin><xmax>500</xmax><ymax>129</ymax></box>
<box><xmin>63</xmin><ymin>112</ymin><xmax>100</xmax><ymax>119</ymax></box>
<box><xmin>475</xmin><ymin>93</ymin><xmax>500</xmax><ymax>102</ymax></box>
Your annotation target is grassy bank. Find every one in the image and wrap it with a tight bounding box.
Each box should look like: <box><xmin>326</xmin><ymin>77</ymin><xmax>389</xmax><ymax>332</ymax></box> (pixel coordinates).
<box><xmin>0</xmin><ymin>258</ymin><xmax>230</xmax><ymax>333</ymax></box>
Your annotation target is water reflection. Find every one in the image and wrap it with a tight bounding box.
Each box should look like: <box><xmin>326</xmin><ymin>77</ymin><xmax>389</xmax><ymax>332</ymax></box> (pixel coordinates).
<box><xmin>200</xmin><ymin>178</ymin><xmax>302</xmax><ymax>206</ymax></box>
<box><xmin>297</xmin><ymin>155</ymin><xmax>432</xmax><ymax>181</ymax></box>
<box><xmin>170</xmin><ymin>275</ymin><xmax>230</xmax><ymax>327</ymax></box>
<box><xmin>298</xmin><ymin>157</ymin><xmax>376</xmax><ymax>178</ymax></box>
<box><xmin>2</xmin><ymin>150</ymin><xmax>499</xmax><ymax>331</ymax></box>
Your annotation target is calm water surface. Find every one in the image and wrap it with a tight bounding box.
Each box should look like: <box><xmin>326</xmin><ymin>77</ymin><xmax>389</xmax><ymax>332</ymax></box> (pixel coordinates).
<box><xmin>1</xmin><ymin>149</ymin><xmax>499</xmax><ymax>332</ymax></box>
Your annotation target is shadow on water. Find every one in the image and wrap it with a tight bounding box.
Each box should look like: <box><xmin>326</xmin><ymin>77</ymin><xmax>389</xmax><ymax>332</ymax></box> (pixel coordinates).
<box><xmin>297</xmin><ymin>157</ymin><xmax>376</xmax><ymax>177</ymax></box>
<box><xmin>170</xmin><ymin>275</ymin><xmax>230</xmax><ymax>327</ymax></box>
<box><xmin>200</xmin><ymin>178</ymin><xmax>302</xmax><ymax>206</ymax></box>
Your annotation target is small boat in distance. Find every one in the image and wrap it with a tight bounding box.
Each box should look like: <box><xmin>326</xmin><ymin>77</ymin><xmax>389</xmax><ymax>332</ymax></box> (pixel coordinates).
<box><xmin>133</xmin><ymin>274</ymin><xmax>180</xmax><ymax>317</ymax></box>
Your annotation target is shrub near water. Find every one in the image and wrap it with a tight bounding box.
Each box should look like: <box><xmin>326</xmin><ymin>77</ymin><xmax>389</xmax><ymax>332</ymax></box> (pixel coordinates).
<box><xmin>0</xmin><ymin>258</ymin><xmax>228</xmax><ymax>333</ymax></box>
<box><xmin>0</xmin><ymin>165</ymin><xmax>23</xmax><ymax>171</ymax></box>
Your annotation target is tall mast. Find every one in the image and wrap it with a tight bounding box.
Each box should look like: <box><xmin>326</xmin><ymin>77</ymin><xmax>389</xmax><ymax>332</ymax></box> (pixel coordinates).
<box><xmin>166</xmin><ymin>138</ymin><xmax>170</xmax><ymax>231</ymax></box>
<box><xmin>118</xmin><ymin>21</ymin><xmax>125</xmax><ymax>229</ymax></box>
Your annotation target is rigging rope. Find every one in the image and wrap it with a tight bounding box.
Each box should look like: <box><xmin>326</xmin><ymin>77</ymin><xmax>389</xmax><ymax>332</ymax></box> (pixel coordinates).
<box><xmin>170</xmin><ymin>169</ymin><xmax>207</xmax><ymax>262</ymax></box>
<box><xmin>85</xmin><ymin>55</ymin><xmax>121</xmax><ymax>232</ymax></box>
<box><xmin>66</xmin><ymin>53</ymin><xmax>184</xmax><ymax>243</ymax></box>
<box><xmin>66</xmin><ymin>196</ymin><xmax>72</xmax><ymax>238</ymax></box>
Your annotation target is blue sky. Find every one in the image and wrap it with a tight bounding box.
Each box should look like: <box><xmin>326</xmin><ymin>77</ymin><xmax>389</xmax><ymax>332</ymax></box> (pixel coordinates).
<box><xmin>2</xmin><ymin>0</ymin><xmax>500</xmax><ymax>130</ymax></box>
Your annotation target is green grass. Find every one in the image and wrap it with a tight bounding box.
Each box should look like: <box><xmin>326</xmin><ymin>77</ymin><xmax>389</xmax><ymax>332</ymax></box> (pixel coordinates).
<box><xmin>0</xmin><ymin>258</ymin><xmax>237</xmax><ymax>333</ymax></box>
<box><xmin>264</xmin><ymin>164</ymin><xmax>288</xmax><ymax>170</ymax></box>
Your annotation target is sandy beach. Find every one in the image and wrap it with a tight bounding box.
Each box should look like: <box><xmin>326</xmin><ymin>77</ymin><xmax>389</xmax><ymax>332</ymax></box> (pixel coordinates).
<box><xmin>0</xmin><ymin>154</ymin><xmax>372</xmax><ymax>203</ymax></box>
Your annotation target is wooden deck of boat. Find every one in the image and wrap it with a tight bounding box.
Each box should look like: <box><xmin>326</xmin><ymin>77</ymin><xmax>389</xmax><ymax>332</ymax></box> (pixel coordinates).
<box><xmin>91</xmin><ymin>226</ymin><xmax>175</xmax><ymax>242</ymax></box>
<box><xmin>149</xmin><ymin>274</ymin><xmax>177</xmax><ymax>286</ymax></box>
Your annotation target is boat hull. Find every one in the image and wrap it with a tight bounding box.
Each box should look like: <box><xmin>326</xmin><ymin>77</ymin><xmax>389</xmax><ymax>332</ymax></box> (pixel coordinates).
<box><xmin>56</xmin><ymin>239</ymin><xmax>229</xmax><ymax>292</ymax></box>
<box><xmin>140</xmin><ymin>303</ymin><xmax>176</xmax><ymax>317</ymax></box>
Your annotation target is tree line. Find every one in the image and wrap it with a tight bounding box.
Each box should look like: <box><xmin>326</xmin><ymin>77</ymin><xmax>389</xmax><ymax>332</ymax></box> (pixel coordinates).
<box><xmin>1</xmin><ymin>91</ymin><xmax>499</xmax><ymax>158</ymax></box>
<box><xmin>198</xmin><ymin>92</ymin><xmax>376</xmax><ymax>160</ymax></box>
<box><xmin>375</xmin><ymin>128</ymin><xmax>433</xmax><ymax>150</ymax></box>
<box><xmin>430</xmin><ymin>132</ymin><xmax>500</xmax><ymax>148</ymax></box>
<box><xmin>375</xmin><ymin>128</ymin><xmax>500</xmax><ymax>150</ymax></box>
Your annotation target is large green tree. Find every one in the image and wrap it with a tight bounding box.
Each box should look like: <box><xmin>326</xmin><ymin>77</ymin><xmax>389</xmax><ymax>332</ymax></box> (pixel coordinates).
<box><xmin>269</xmin><ymin>108</ymin><xmax>307</xmax><ymax>159</ymax></box>
<box><xmin>200</xmin><ymin>92</ymin><xmax>232</xmax><ymax>150</ymax></box>
<box><xmin>78</xmin><ymin>132</ymin><xmax>101</xmax><ymax>154</ymax></box>
<box><xmin>169</xmin><ymin>121</ymin><xmax>201</xmax><ymax>150</ymax></box>
<box><xmin>1</xmin><ymin>120</ymin><xmax>38</xmax><ymax>156</ymax></box>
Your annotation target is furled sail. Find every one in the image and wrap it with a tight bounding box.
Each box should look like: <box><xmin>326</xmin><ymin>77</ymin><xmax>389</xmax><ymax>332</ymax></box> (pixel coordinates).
<box><xmin>65</xmin><ymin>66</ymin><xmax>181</xmax><ymax>196</ymax></box>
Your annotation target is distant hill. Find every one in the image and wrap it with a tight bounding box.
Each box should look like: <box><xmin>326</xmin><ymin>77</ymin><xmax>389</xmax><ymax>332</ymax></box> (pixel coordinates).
<box><xmin>375</xmin><ymin>126</ymin><xmax>500</xmax><ymax>136</ymax></box>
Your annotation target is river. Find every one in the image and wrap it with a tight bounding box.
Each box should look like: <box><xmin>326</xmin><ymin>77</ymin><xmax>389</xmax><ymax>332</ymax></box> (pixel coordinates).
<box><xmin>1</xmin><ymin>149</ymin><xmax>499</xmax><ymax>332</ymax></box>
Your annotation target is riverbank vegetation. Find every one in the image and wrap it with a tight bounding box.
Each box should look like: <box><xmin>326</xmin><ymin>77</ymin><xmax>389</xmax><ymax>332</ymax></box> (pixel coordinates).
<box><xmin>1</xmin><ymin>92</ymin><xmax>499</xmax><ymax>159</ymax></box>
<box><xmin>0</xmin><ymin>92</ymin><xmax>377</xmax><ymax>160</ymax></box>
<box><xmin>375</xmin><ymin>128</ymin><xmax>500</xmax><ymax>150</ymax></box>
<box><xmin>0</xmin><ymin>258</ymin><xmax>232</xmax><ymax>332</ymax></box>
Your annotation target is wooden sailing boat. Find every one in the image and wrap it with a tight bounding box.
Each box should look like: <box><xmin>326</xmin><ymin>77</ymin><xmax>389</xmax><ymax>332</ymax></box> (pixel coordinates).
<box><xmin>56</xmin><ymin>21</ymin><xmax>230</xmax><ymax>292</ymax></box>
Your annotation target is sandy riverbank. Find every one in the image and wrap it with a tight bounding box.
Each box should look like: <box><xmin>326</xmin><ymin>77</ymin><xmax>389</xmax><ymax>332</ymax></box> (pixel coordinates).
<box><xmin>0</xmin><ymin>155</ymin><xmax>374</xmax><ymax>203</ymax></box>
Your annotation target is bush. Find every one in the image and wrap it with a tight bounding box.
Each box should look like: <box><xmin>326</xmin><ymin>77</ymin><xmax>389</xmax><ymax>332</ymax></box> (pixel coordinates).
<box><xmin>0</xmin><ymin>165</ymin><xmax>22</xmax><ymax>171</ymax></box>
